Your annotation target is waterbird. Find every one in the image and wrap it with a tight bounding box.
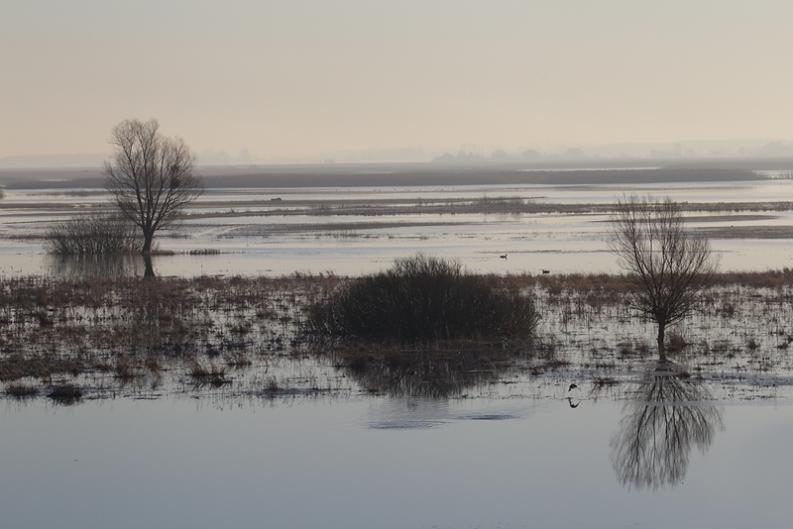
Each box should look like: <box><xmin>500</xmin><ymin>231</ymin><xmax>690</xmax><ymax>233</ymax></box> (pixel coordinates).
<box><xmin>499</xmin><ymin>254</ymin><xmax>508</xmax><ymax>259</ymax></box>
<box><xmin>542</xmin><ymin>269</ymin><xmax>550</xmax><ymax>274</ymax></box>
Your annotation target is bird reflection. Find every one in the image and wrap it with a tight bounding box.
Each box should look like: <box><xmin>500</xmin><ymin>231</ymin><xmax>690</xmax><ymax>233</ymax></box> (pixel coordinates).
<box><xmin>610</xmin><ymin>364</ymin><xmax>722</xmax><ymax>490</ymax></box>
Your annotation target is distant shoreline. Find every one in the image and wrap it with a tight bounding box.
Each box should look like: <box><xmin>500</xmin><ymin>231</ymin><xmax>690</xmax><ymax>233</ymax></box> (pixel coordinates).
<box><xmin>3</xmin><ymin>157</ymin><xmax>793</xmax><ymax>189</ymax></box>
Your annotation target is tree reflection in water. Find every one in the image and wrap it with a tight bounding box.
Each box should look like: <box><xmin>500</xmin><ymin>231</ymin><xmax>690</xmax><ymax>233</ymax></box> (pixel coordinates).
<box><xmin>610</xmin><ymin>363</ymin><xmax>723</xmax><ymax>490</ymax></box>
<box><xmin>46</xmin><ymin>255</ymin><xmax>147</xmax><ymax>280</ymax></box>
<box><xmin>340</xmin><ymin>348</ymin><xmax>522</xmax><ymax>399</ymax></box>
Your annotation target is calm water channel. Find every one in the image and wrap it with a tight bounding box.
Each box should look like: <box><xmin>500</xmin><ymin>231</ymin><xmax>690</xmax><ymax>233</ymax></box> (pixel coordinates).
<box><xmin>2</xmin><ymin>384</ymin><xmax>792</xmax><ymax>528</ymax></box>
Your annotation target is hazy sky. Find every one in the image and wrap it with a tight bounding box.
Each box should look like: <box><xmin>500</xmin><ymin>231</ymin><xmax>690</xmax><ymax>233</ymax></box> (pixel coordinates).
<box><xmin>2</xmin><ymin>0</ymin><xmax>793</xmax><ymax>162</ymax></box>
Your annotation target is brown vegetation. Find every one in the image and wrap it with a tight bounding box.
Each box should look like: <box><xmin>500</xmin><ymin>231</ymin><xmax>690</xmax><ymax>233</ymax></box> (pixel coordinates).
<box><xmin>1</xmin><ymin>268</ymin><xmax>793</xmax><ymax>401</ymax></box>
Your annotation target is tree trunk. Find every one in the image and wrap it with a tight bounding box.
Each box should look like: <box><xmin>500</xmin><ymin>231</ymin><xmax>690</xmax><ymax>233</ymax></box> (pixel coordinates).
<box><xmin>657</xmin><ymin>321</ymin><xmax>666</xmax><ymax>362</ymax></box>
<box><xmin>142</xmin><ymin>231</ymin><xmax>153</xmax><ymax>256</ymax></box>
<box><xmin>143</xmin><ymin>254</ymin><xmax>156</xmax><ymax>279</ymax></box>
<box><xmin>142</xmin><ymin>230</ymin><xmax>155</xmax><ymax>279</ymax></box>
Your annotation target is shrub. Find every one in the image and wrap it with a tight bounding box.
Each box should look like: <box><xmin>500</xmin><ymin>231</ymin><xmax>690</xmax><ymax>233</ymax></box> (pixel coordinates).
<box><xmin>47</xmin><ymin>384</ymin><xmax>83</xmax><ymax>404</ymax></box>
<box><xmin>45</xmin><ymin>214</ymin><xmax>142</xmax><ymax>256</ymax></box>
<box><xmin>308</xmin><ymin>255</ymin><xmax>539</xmax><ymax>343</ymax></box>
<box><xmin>5</xmin><ymin>383</ymin><xmax>39</xmax><ymax>398</ymax></box>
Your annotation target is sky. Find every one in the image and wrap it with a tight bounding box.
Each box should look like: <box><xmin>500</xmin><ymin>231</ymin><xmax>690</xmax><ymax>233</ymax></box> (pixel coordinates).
<box><xmin>2</xmin><ymin>0</ymin><xmax>793</xmax><ymax>164</ymax></box>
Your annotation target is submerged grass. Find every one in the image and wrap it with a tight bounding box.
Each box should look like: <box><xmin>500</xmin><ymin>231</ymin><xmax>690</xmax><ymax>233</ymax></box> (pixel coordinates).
<box><xmin>1</xmin><ymin>268</ymin><xmax>793</xmax><ymax>400</ymax></box>
<box><xmin>189</xmin><ymin>361</ymin><xmax>228</xmax><ymax>387</ymax></box>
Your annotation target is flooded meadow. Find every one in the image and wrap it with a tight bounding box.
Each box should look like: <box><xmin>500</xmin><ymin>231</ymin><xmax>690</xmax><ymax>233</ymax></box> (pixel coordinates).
<box><xmin>5</xmin><ymin>177</ymin><xmax>793</xmax><ymax>277</ymax></box>
<box><xmin>3</xmin><ymin>173</ymin><xmax>793</xmax><ymax>528</ymax></box>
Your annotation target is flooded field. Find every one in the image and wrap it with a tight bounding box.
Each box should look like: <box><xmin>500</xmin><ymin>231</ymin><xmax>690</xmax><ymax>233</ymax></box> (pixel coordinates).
<box><xmin>3</xmin><ymin>172</ymin><xmax>793</xmax><ymax>527</ymax></box>
<box><xmin>1</xmin><ymin>270</ymin><xmax>793</xmax><ymax>527</ymax></box>
<box><xmin>7</xmin><ymin>0</ymin><xmax>793</xmax><ymax>522</ymax></box>
<box><xmin>4</xmin><ymin>177</ymin><xmax>793</xmax><ymax>277</ymax></box>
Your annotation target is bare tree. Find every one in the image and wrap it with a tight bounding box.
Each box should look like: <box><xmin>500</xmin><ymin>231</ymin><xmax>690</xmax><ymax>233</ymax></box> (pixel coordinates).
<box><xmin>105</xmin><ymin>119</ymin><xmax>202</xmax><ymax>277</ymax></box>
<box><xmin>610</xmin><ymin>197</ymin><xmax>716</xmax><ymax>361</ymax></box>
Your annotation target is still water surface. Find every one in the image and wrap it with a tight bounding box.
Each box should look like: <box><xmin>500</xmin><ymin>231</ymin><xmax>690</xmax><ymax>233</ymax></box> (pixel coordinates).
<box><xmin>4</xmin><ymin>179</ymin><xmax>793</xmax><ymax>277</ymax></box>
<box><xmin>2</xmin><ymin>388</ymin><xmax>792</xmax><ymax>528</ymax></box>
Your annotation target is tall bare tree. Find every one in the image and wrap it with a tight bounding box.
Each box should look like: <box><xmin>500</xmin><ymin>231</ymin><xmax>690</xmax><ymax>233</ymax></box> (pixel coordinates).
<box><xmin>610</xmin><ymin>197</ymin><xmax>716</xmax><ymax>361</ymax></box>
<box><xmin>105</xmin><ymin>119</ymin><xmax>202</xmax><ymax>277</ymax></box>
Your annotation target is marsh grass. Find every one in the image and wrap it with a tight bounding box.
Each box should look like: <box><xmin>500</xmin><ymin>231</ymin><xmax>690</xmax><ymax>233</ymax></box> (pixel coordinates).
<box><xmin>5</xmin><ymin>383</ymin><xmax>39</xmax><ymax>398</ymax></box>
<box><xmin>0</xmin><ymin>355</ymin><xmax>89</xmax><ymax>382</ymax></box>
<box><xmin>666</xmin><ymin>332</ymin><xmax>690</xmax><ymax>353</ymax></box>
<box><xmin>48</xmin><ymin>384</ymin><xmax>83</xmax><ymax>404</ymax></box>
<box><xmin>189</xmin><ymin>361</ymin><xmax>228</xmax><ymax>387</ymax></box>
<box><xmin>3</xmin><ymin>269</ymin><xmax>793</xmax><ymax>400</ymax></box>
<box><xmin>114</xmin><ymin>357</ymin><xmax>140</xmax><ymax>381</ymax></box>
<box><xmin>0</xmin><ymin>274</ymin><xmax>323</xmax><ymax>391</ymax></box>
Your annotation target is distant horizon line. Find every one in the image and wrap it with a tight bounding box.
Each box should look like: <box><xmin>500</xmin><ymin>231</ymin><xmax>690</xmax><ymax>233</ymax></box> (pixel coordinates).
<box><xmin>5</xmin><ymin>137</ymin><xmax>793</xmax><ymax>170</ymax></box>
<box><xmin>5</xmin><ymin>154</ymin><xmax>793</xmax><ymax>173</ymax></box>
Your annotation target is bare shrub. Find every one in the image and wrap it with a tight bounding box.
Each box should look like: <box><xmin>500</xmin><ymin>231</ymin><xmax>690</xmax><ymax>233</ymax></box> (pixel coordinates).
<box><xmin>45</xmin><ymin>215</ymin><xmax>142</xmax><ymax>256</ymax></box>
<box><xmin>308</xmin><ymin>254</ymin><xmax>539</xmax><ymax>343</ymax></box>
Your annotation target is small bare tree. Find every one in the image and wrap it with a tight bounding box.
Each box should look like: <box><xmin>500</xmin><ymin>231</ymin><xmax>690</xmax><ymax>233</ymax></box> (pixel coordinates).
<box><xmin>610</xmin><ymin>197</ymin><xmax>716</xmax><ymax>361</ymax></box>
<box><xmin>105</xmin><ymin>119</ymin><xmax>202</xmax><ymax>277</ymax></box>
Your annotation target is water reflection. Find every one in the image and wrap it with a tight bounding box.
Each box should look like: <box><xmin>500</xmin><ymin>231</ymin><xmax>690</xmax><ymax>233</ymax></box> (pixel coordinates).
<box><xmin>610</xmin><ymin>364</ymin><xmax>723</xmax><ymax>490</ymax></box>
<box><xmin>45</xmin><ymin>255</ymin><xmax>147</xmax><ymax>280</ymax></box>
<box><xmin>367</xmin><ymin>398</ymin><xmax>451</xmax><ymax>429</ymax></box>
<box><xmin>340</xmin><ymin>349</ymin><xmax>516</xmax><ymax>399</ymax></box>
